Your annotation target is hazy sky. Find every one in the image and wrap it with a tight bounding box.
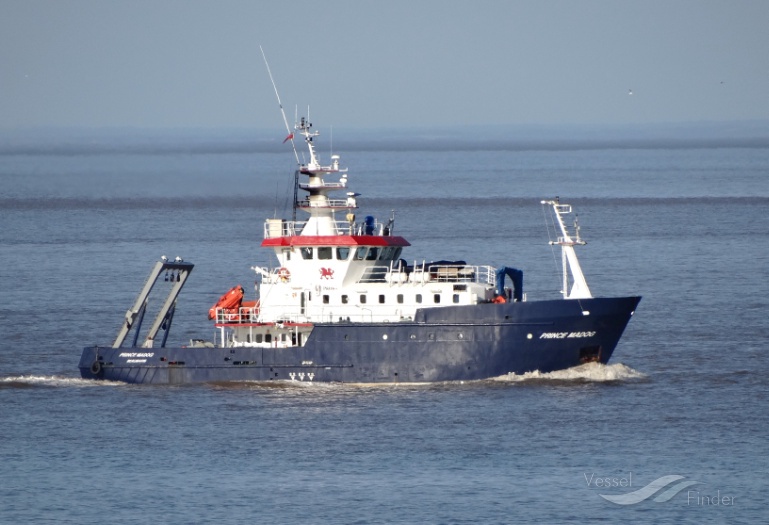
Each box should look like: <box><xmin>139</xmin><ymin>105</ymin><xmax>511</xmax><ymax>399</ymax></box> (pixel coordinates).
<box><xmin>2</xmin><ymin>0</ymin><xmax>768</xmax><ymax>130</ymax></box>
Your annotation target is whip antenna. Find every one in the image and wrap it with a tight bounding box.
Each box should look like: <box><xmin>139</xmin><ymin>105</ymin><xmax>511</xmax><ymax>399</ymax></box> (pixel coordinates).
<box><xmin>259</xmin><ymin>45</ymin><xmax>299</xmax><ymax>165</ymax></box>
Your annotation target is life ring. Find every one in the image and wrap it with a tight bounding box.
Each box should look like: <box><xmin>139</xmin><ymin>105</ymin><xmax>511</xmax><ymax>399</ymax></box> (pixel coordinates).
<box><xmin>90</xmin><ymin>360</ymin><xmax>102</xmax><ymax>375</ymax></box>
<box><xmin>278</xmin><ymin>267</ymin><xmax>291</xmax><ymax>282</ymax></box>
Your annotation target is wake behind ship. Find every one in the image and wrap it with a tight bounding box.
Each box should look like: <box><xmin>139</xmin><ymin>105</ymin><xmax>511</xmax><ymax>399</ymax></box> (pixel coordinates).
<box><xmin>79</xmin><ymin>116</ymin><xmax>640</xmax><ymax>384</ymax></box>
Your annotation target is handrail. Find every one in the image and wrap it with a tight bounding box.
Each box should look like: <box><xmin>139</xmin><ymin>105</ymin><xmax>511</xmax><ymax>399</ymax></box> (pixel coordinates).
<box><xmin>360</xmin><ymin>263</ymin><xmax>495</xmax><ymax>285</ymax></box>
<box><xmin>214</xmin><ymin>306</ymin><xmax>311</xmax><ymax>325</ymax></box>
<box><xmin>296</xmin><ymin>198</ymin><xmax>350</xmax><ymax>208</ymax></box>
<box><xmin>214</xmin><ymin>304</ymin><xmax>412</xmax><ymax>325</ymax></box>
<box><xmin>264</xmin><ymin>219</ymin><xmax>390</xmax><ymax>238</ymax></box>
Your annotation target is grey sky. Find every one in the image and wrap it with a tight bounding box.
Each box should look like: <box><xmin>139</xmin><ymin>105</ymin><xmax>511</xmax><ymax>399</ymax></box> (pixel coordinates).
<box><xmin>2</xmin><ymin>0</ymin><xmax>768</xmax><ymax>130</ymax></box>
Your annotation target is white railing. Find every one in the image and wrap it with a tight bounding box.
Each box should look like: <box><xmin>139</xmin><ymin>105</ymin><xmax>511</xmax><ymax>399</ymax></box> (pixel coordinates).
<box><xmin>214</xmin><ymin>304</ymin><xmax>407</xmax><ymax>325</ymax></box>
<box><xmin>298</xmin><ymin>181</ymin><xmax>347</xmax><ymax>189</ymax></box>
<box><xmin>403</xmin><ymin>264</ymin><xmax>496</xmax><ymax>286</ymax></box>
<box><xmin>296</xmin><ymin>198</ymin><xmax>350</xmax><ymax>208</ymax></box>
<box><xmin>263</xmin><ymin>219</ymin><xmax>389</xmax><ymax>238</ymax></box>
<box><xmin>213</xmin><ymin>306</ymin><xmax>261</xmax><ymax>324</ymax></box>
<box><xmin>224</xmin><ymin>304</ymin><xmax>512</xmax><ymax>325</ymax></box>
<box><xmin>264</xmin><ymin>219</ymin><xmax>351</xmax><ymax>238</ymax></box>
<box><xmin>357</xmin><ymin>263</ymin><xmax>496</xmax><ymax>285</ymax></box>
<box><xmin>214</xmin><ymin>306</ymin><xmax>312</xmax><ymax>325</ymax></box>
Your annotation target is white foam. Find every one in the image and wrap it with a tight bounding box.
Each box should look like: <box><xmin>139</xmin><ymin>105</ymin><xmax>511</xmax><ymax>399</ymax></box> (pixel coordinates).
<box><xmin>1</xmin><ymin>365</ymin><xmax>645</xmax><ymax>389</ymax></box>
<box><xmin>0</xmin><ymin>375</ymin><xmax>125</xmax><ymax>388</ymax></box>
<box><xmin>491</xmin><ymin>362</ymin><xmax>646</xmax><ymax>383</ymax></box>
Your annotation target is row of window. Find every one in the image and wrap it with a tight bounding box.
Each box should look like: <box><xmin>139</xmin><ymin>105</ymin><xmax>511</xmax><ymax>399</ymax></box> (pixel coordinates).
<box><xmin>246</xmin><ymin>333</ymin><xmax>278</xmax><ymax>343</ymax></box>
<box><xmin>244</xmin><ymin>331</ymin><xmax>467</xmax><ymax>344</ymax></box>
<box><xmin>321</xmin><ymin>293</ymin><xmax>461</xmax><ymax>305</ymax></box>
<box><xmin>287</xmin><ymin>246</ymin><xmax>403</xmax><ymax>262</ymax></box>
<box><xmin>244</xmin><ymin>333</ymin><xmax>301</xmax><ymax>344</ymax></box>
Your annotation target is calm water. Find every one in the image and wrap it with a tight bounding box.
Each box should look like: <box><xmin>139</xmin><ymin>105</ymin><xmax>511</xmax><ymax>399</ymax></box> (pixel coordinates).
<box><xmin>1</xmin><ymin>136</ymin><xmax>768</xmax><ymax>523</ymax></box>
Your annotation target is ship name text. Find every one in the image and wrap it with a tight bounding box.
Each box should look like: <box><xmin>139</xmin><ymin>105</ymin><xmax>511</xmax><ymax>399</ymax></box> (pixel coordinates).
<box><xmin>539</xmin><ymin>331</ymin><xmax>596</xmax><ymax>339</ymax></box>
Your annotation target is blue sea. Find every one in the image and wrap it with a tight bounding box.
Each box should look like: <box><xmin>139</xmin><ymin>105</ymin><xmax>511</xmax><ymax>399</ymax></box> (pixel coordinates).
<box><xmin>1</xmin><ymin>130</ymin><xmax>768</xmax><ymax>523</ymax></box>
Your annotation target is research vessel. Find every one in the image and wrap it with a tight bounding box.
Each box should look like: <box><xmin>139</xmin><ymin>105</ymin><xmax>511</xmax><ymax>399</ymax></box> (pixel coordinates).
<box><xmin>79</xmin><ymin>117</ymin><xmax>640</xmax><ymax>384</ymax></box>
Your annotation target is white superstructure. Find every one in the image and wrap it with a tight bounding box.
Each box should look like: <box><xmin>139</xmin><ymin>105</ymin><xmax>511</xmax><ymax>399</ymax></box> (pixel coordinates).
<box><xmin>208</xmin><ymin>118</ymin><xmax>589</xmax><ymax>349</ymax></box>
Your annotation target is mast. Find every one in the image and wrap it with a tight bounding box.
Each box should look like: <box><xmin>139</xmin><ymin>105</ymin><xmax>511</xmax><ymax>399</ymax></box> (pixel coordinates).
<box><xmin>291</xmin><ymin>116</ymin><xmax>352</xmax><ymax>236</ymax></box>
<box><xmin>542</xmin><ymin>199</ymin><xmax>592</xmax><ymax>299</ymax></box>
<box><xmin>292</xmin><ymin>169</ymin><xmax>299</xmax><ymax>222</ymax></box>
<box><xmin>259</xmin><ymin>46</ymin><xmax>299</xmax><ymax>165</ymax></box>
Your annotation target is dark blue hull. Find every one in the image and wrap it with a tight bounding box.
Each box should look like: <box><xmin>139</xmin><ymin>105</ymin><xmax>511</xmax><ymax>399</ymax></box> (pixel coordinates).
<box><xmin>79</xmin><ymin>296</ymin><xmax>640</xmax><ymax>384</ymax></box>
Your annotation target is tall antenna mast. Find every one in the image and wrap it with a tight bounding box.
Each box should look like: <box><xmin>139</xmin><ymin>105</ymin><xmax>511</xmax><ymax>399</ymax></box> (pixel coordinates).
<box><xmin>259</xmin><ymin>45</ymin><xmax>299</xmax><ymax>165</ymax></box>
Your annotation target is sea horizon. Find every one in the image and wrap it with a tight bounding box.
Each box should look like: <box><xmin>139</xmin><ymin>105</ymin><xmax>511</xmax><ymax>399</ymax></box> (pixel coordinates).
<box><xmin>2</xmin><ymin>119</ymin><xmax>769</xmax><ymax>155</ymax></box>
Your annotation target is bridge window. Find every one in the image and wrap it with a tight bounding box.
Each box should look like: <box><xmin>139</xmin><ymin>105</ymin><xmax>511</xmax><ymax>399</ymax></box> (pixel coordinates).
<box><xmin>265</xmin><ymin>334</ymin><xmax>272</xmax><ymax>343</ymax></box>
<box><xmin>318</xmin><ymin>247</ymin><xmax>332</xmax><ymax>260</ymax></box>
<box><xmin>354</xmin><ymin>247</ymin><xmax>367</xmax><ymax>260</ymax></box>
<box><xmin>337</xmin><ymin>247</ymin><xmax>350</xmax><ymax>260</ymax></box>
<box><xmin>301</xmin><ymin>247</ymin><xmax>313</xmax><ymax>260</ymax></box>
<box><xmin>323</xmin><ymin>295</ymin><xmax>330</xmax><ymax>304</ymax></box>
<box><xmin>256</xmin><ymin>334</ymin><xmax>263</xmax><ymax>343</ymax></box>
<box><xmin>366</xmin><ymin>247</ymin><xmax>379</xmax><ymax>260</ymax></box>
<box><xmin>341</xmin><ymin>295</ymin><xmax>349</xmax><ymax>304</ymax></box>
